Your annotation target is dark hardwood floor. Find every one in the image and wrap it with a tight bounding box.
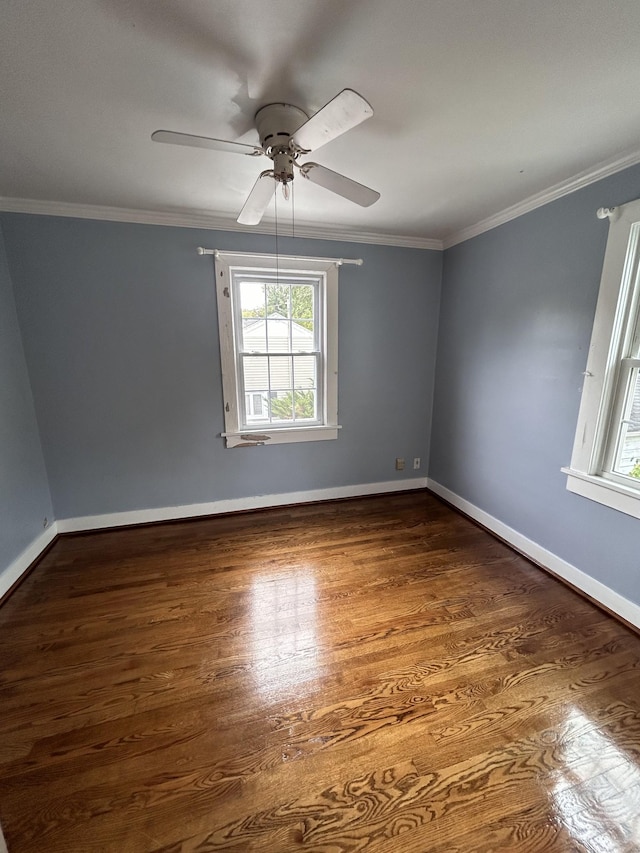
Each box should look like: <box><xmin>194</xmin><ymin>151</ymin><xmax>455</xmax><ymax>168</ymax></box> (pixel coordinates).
<box><xmin>1</xmin><ymin>490</ymin><xmax>639</xmax><ymax>852</ymax></box>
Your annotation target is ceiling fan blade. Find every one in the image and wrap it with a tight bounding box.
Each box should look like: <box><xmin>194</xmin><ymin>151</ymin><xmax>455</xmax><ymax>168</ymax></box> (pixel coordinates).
<box><xmin>299</xmin><ymin>163</ymin><xmax>380</xmax><ymax>207</ymax></box>
<box><xmin>237</xmin><ymin>171</ymin><xmax>276</xmax><ymax>225</ymax></box>
<box><xmin>151</xmin><ymin>130</ymin><xmax>263</xmax><ymax>157</ymax></box>
<box><xmin>291</xmin><ymin>89</ymin><xmax>373</xmax><ymax>153</ymax></box>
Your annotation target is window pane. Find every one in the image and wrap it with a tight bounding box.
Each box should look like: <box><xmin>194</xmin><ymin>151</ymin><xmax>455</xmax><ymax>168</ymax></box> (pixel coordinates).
<box><xmin>292</xmin><ymin>318</ymin><xmax>314</xmax><ymax>352</ymax></box>
<box><xmin>238</xmin><ymin>281</ymin><xmax>266</xmax><ymax>349</ymax></box>
<box><xmin>265</xmin><ymin>283</ymin><xmax>291</xmax><ymax>318</ymax></box>
<box><xmin>292</xmin><ymin>285</ymin><xmax>314</xmax><ymax>333</ymax></box>
<box><xmin>245</xmin><ymin>391</ymin><xmax>268</xmax><ymax>422</ymax></box>
<box><xmin>611</xmin><ymin>368</ymin><xmax>640</xmax><ymax>478</ymax></box>
<box><xmin>269</xmin><ymin>392</ymin><xmax>293</xmax><ymax>421</ymax></box>
<box><xmin>238</xmin><ymin>281</ymin><xmax>270</xmax><ymax>350</ymax></box>
<box><xmin>243</xmin><ymin>356</ymin><xmax>268</xmax><ymax>392</ymax></box>
<box><xmin>269</xmin><ymin>355</ymin><xmax>293</xmax><ymax>391</ymax></box>
<box><xmin>293</xmin><ymin>389</ymin><xmax>316</xmax><ymax>422</ymax></box>
<box><xmin>293</xmin><ymin>355</ymin><xmax>316</xmax><ymax>389</ymax></box>
<box><xmin>238</xmin><ymin>280</ymin><xmax>266</xmax><ymax>311</ymax></box>
<box><xmin>242</xmin><ymin>316</ymin><xmax>266</xmax><ymax>351</ymax></box>
<box><xmin>266</xmin><ymin>317</ymin><xmax>291</xmax><ymax>352</ymax></box>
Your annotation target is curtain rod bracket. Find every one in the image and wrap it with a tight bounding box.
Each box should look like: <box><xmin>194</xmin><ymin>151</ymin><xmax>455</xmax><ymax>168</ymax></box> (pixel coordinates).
<box><xmin>597</xmin><ymin>207</ymin><xmax>618</xmax><ymax>221</ymax></box>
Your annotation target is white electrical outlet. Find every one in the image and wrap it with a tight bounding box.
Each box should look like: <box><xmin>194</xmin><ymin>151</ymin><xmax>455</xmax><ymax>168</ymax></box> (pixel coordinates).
<box><xmin>413</xmin><ymin>457</ymin><xmax>421</xmax><ymax>470</ymax></box>
<box><xmin>395</xmin><ymin>457</ymin><xmax>405</xmax><ymax>471</ymax></box>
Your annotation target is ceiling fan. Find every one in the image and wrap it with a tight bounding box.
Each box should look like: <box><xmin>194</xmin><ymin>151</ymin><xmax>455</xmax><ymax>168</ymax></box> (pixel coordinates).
<box><xmin>151</xmin><ymin>88</ymin><xmax>380</xmax><ymax>225</ymax></box>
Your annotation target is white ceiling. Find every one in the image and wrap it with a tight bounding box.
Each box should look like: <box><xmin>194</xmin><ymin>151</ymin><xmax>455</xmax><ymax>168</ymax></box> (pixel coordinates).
<box><xmin>2</xmin><ymin>0</ymin><xmax>640</xmax><ymax>247</ymax></box>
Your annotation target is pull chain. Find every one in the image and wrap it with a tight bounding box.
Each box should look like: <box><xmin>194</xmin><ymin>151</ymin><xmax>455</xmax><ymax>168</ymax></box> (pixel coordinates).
<box><xmin>274</xmin><ymin>179</ymin><xmax>280</xmax><ymax>285</ymax></box>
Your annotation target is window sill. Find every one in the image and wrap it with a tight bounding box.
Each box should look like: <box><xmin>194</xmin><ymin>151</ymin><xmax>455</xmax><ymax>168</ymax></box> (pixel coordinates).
<box><xmin>222</xmin><ymin>425</ymin><xmax>341</xmax><ymax>448</ymax></box>
<box><xmin>562</xmin><ymin>466</ymin><xmax>640</xmax><ymax>520</ymax></box>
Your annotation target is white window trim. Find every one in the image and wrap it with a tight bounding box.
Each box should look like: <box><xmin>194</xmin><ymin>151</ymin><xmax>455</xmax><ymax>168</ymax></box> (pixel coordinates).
<box><xmin>563</xmin><ymin>198</ymin><xmax>640</xmax><ymax>519</ymax></box>
<box><xmin>214</xmin><ymin>250</ymin><xmax>340</xmax><ymax>448</ymax></box>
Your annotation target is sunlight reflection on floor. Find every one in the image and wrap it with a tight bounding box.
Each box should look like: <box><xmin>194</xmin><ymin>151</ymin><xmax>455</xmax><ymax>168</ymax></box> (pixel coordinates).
<box><xmin>250</xmin><ymin>571</ymin><xmax>320</xmax><ymax>698</ymax></box>
<box><xmin>551</xmin><ymin>706</ymin><xmax>640</xmax><ymax>850</ymax></box>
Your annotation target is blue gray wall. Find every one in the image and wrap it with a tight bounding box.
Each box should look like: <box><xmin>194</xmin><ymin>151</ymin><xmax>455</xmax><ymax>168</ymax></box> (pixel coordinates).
<box><xmin>430</xmin><ymin>163</ymin><xmax>640</xmax><ymax>605</ymax></box>
<box><xmin>5</xmin><ymin>161</ymin><xmax>639</xmax><ymax>607</ymax></box>
<box><xmin>0</xmin><ymin>223</ymin><xmax>53</xmax><ymax>580</ymax></box>
<box><xmin>2</xmin><ymin>215</ymin><xmax>441</xmax><ymax>519</ymax></box>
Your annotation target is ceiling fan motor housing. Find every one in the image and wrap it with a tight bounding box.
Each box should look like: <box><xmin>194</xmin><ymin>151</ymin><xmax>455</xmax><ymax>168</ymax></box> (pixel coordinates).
<box><xmin>255</xmin><ymin>102</ymin><xmax>308</xmax><ymax>182</ymax></box>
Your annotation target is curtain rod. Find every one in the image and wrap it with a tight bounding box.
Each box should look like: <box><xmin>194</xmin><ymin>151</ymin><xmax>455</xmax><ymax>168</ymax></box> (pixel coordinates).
<box><xmin>196</xmin><ymin>247</ymin><xmax>363</xmax><ymax>266</ymax></box>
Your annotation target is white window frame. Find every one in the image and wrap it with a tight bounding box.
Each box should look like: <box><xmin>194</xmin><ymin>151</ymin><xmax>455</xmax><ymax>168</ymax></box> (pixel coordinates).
<box><xmin>215</xmin><ymin>251</ymin><xmax>340</xmax><ymax>448</ymax></box>
<box><xmin>563</xmin><ymin>198</ymin><xmax>640</xmax><ymax>519</ymax></box>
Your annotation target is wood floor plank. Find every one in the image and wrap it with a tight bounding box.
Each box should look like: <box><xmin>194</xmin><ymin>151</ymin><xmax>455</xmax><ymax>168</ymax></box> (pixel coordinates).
<box><xmin>1</xmin><ymin>490</ymin><xmax>639</xmax><ymax>852</ymax></box>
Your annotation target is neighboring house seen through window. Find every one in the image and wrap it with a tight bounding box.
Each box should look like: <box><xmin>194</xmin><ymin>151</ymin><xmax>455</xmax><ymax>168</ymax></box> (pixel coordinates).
<box><xmin>564</xmin><ymin>198</ymin><xmax>640</xmax><ymax>519</ymax></box>
<box><xmin>214</xmin><ymin>251</ymin><xmax>339</xmax><ymax>447</ymax></box>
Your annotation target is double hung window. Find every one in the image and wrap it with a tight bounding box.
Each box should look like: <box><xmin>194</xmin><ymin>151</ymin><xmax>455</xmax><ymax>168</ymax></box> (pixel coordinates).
<box><xmin>564</xmin><ymin>198</ymin><xmax>640</xmax><ymax>518</ymax></box>
<box><xmin>214</xmin><ymin>251</ymin><xmax>339</xmax><ymax>448</ymax></box>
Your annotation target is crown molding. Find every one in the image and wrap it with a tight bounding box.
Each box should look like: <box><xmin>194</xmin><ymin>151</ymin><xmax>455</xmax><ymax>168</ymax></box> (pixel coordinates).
<box><xmin>7</xmin><ymin>143</ymin><xmax>640</xmax><ymax>254</ymax></box>
<box><xmin>0</xmin><ymin>197</ymin><xmax>442</xmax><ymax>251</ymax></box>
<box><xmin>443</xmin><ymin>146</ymin><xmax>640</xmax><ymax>249</ymax></box>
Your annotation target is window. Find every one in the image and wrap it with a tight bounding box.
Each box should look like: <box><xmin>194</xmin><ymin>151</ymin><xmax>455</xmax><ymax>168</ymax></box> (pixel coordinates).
<box><xmin>215</xmin><ymin>251</ymin><xmax>339</xmax><ymax>447</ymax></box>
<box><xmin>564</xmin><ymin>198</ymin><xmax>640</xmax><ymax>519</ymax></box>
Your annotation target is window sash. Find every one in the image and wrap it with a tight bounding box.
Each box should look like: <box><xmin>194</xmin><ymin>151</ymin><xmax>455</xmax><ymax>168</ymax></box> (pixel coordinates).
<box><xmin>235</xmin><ymin>275</ymin><xmax>321</xmax><ymax>354</ymax></box>
<box><xmin>237</xmin><ymin>353</ymin><xmax>323</xmax><ymax>428</ymax></box>
<box><xmin>231</xmin><ymin>271</ymin><xmax>324</xmax><ymax>430</ymax></box>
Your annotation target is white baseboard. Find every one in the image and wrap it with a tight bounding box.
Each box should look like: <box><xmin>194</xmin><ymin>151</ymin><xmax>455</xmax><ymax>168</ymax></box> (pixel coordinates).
<box><xmin>427</xmin><ymin>479</ymin><xmax>640</xmax><ymax>630</ymax></box>
<box><xmin>56</xmin><ymin>478</ymin><xmax>429</xmax><ymax>534</ymax></box>
<box><xmin>0</xmin><ymin>523</ymin><xmax>58</xmax><ymax>600</ymax></box>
